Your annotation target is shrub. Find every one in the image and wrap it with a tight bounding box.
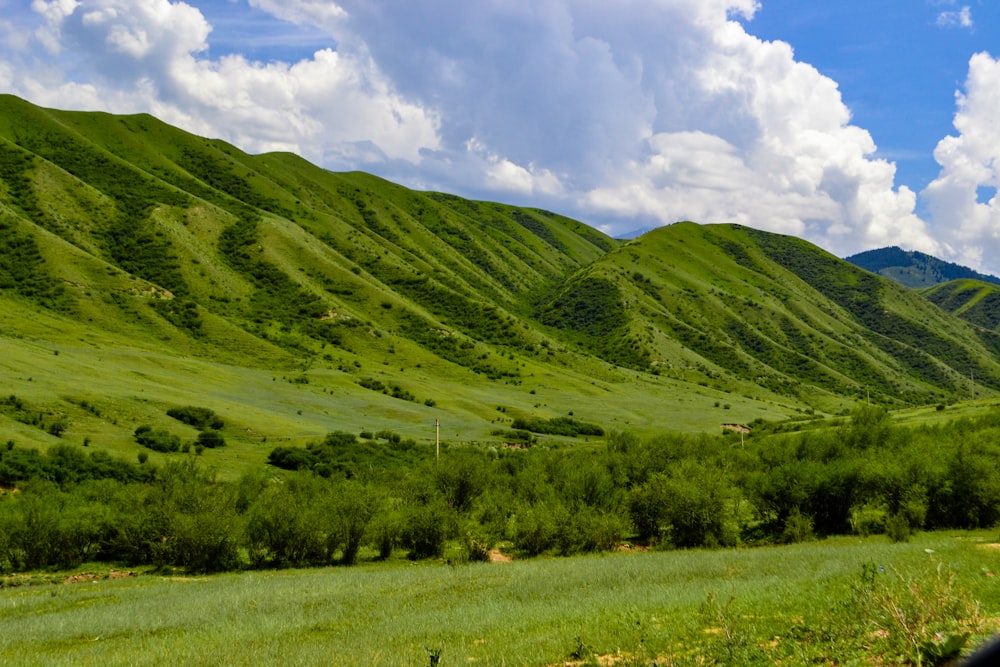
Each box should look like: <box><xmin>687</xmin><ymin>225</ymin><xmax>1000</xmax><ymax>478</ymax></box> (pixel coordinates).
<box><xmin>512</xmin><ymin>503</ymin><xmax>562</xmax><ymax>556</ymax></box>
<box><xmin>509</xmin><ymin>416</ymin><xmax>604</xmax><ymax>437</ymax></box>
<box><xmin>400</xmin><ymin>502</ymin><xmax>450</xmax><ymax>560</ymax></box>
<box><xmin>357</xmin><ymin>377</ymin><xmax>386</xmax><ymax>392</ymax></box>
<box><xmin>196</xmin><ymin>430</ymin><xmax>226</xmax><ymax>449</ymax></box>
<box><xmin>134</xmin><ymin>425</ymin><xmax>182</xmax><ymax>453</ymax></box>
<box><xmin>781</xmin><ymin>509</ymin><xmax>815</xmax><ymax>544</ymax></box>
<box><xmin>243</xmin><ymin>483</ymin><xmax>326</xmax><ymax>568</ymax></box>
<box><xmin>267</xmin><ymin>447</ymin><xmax>315</xmax><ymax>471</ymax></box>
<box><xmin>368</xmin><ymin>508</ymin><xmax>400</xmax><ymax>560</ymax></box>
<box><xmin>166</xmin><ymin>406</ymin><xmax>224</xmax><ymax>430</ymax></box>
<box><xmin>163</xmin><ymin>477</ymin><xmax>241</xmax><ymax>573</ymax></box>
<box><xmin>884</xmin><ymin>513</ymin><xmax>911</xmax><ymax>543</ymax></box>
<box><xmin>629</xmin><ymin>467</ymin><xmax>736</xmax><ymax>548</ymax></box>
<box><xmin>463</xmin><ymin>529</ymin><xmax>492</xmax><ymax>563</ymax></box>
<box><xmin>323</xmin><ymin>481</ymin><xmax>381</xmax><ymax>565</ymax></box>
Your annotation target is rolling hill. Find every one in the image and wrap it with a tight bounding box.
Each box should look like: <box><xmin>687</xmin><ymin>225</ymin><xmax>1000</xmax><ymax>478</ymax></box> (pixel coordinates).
<box><xmin>922</xmin><ymin>279</ymin><xmax>1000</xmax><ymax>332</ymax></box>
<box><xmin>2</xmin><ymin>94</ymin><xmax>999</xmax><ymax>469</ymax></box>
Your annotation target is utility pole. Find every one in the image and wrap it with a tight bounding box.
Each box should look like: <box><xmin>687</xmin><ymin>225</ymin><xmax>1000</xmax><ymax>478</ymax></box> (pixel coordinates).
<box><xmin>435</xmin><ymin>418</ymin><xmax>440</xmax><ymax>464</ymax></box>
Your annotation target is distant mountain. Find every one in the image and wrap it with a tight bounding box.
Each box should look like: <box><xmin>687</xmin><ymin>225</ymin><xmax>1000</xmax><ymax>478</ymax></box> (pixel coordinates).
<box><xmin>2</xmin><ymin>94</ymin><xmax>1000</xmax><ymax>461</ymax></box>
<box><xmin>845</xmin><ymin>246</ymin><xmax>1000</xmax><ymax>288</ymax></box>
<box><xmin>614</xmin><ymin>225</ymin><xmax>657</xmax><ymax>240</ymax></box>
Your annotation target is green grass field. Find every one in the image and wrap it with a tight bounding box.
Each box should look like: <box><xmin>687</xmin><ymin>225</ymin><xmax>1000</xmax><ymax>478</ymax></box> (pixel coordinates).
<box><xmin>0</xmin><ymin>318</ymin><xmax>800</xmax><ymax>478</ymax></box>
<box><xmin>3</xmin><ymin>530</ymin><xmax>999</xmax><ymax>666</ymax></box>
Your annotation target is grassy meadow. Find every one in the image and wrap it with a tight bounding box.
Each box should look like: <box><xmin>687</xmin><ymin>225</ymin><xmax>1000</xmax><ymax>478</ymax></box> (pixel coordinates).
<box><xmin>3</xmin><ymin>530</ymin><xmax>1000</xmax><ymax>666</ymax></box>
<box><xmin>0</xmin><ymin>308</ymin><xmax>798</xmax><ymax>478</ymax></box>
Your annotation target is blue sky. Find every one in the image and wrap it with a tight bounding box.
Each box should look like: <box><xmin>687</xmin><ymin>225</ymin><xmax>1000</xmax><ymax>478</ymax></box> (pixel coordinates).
<box><xmin>745</xmin><ymin>1</ymin><xmax>1000</xmax><ymax>196</ymax></box>
<box><xmin>2</xmin><ymin>1</ymin><xmax>1000</xmax><ymax>274</ymax></box>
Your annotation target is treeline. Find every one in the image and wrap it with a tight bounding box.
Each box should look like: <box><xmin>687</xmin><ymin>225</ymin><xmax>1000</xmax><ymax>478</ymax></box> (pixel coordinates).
<box><xmin>2</xmin><ymin>406</ymin><xmax>1000</xmax><ymax>574</ymax></box>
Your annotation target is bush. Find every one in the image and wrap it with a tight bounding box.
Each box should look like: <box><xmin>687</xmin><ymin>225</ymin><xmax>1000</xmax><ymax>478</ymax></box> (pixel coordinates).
<box><xmin>196</xmin><ymin>430</ymin><xmax>226</xmax><ymax>449</ymax></box>
<box><xmin>267</xmin><ymin>447</ymin><xmax>315</xmax><ymax>471</ymax></box>
<box><xmin>400</xmin><ymin>502</ymin><xmax>450</xmax><ymax>560</ymax></box>
<box><xmin>509</xmin><ymin>416</ymin><xmax>604</xmax><ymax>437</ymax></box>
<box><xmin>629</xmin><ymin>467</ymin><xmax>736</xmax><ymax>548</ymax></box>
<box><xmin>781</xmin><ymin>509</ymin><xmax>815</xmax><ymax>544</ymax></box>
<box><xmin>884</xmin><ymin>513</ymin><xmax>911</xmax><ymax>543</ymax></box>
<box><xmin>323</xmin><ymin>481</ymin><xmax>381</xmax><ymax>565</ymax></box>
<box><xmin>368</xmin><ymin>508</ymin><xmax>400</xmax><ymax>560</ymax></box>
<box><xmin>168</xmin><ymin>491</ymin><xmax>241</xmax><ymax>572</ymax></box>
<box><xmin>243</xmin><ymin>482</ymin><xmax>326</xmax><ymax>568</ymax></box>
<box><xmin>463</xmin><ymin>529</ymin><xmax>492</xmax><ymax>562</ymax></box>
<box><xmin>134</xmin><ymin>425</ymin><xmax>182</xmax><ymax>453</ymax></box>
<box><xmin>510</xmin><ymin>502</ymin><xmax>560</xmax><ymax>556</ymax></box>
<box><xmin>166</xmin><ymin>406</ymin><xmax>224</xmax><ymax>430</ymax></box>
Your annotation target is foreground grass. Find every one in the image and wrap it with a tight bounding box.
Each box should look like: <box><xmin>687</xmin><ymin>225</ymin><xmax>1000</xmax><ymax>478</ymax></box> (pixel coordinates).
<box><xmin>2</xmin><ymin>531</ymin><xmax>999</xmax><ymax>666</ymax></box>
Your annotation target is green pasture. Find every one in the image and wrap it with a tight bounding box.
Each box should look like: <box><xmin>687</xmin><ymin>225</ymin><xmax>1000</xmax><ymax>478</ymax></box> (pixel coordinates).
<box><xmin>3</xmin><ymin>531</ymin><xmax>999</xmax><ymax>666</ymax></box>
<box><xmin>0</xmin><ymin>314</ymin><xmax>799</xmax><ymax>478</ymax></box>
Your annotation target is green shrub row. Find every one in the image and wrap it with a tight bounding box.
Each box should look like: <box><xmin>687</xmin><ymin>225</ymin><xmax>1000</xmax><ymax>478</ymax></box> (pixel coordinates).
<box><xmin>509</xmin><ymin>416</ymin><xmax>604</xmax><ymax>437</ymax></box>
<box><xmin>3</xmin><ymin>406</ymin><xmax>1000</xmax><ymax>574</ymax></box>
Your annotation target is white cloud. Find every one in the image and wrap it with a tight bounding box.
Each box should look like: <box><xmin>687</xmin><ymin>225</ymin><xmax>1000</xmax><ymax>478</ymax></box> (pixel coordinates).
<box><xmin>936</xmin><ymin>6</ymin><xmax>973</xmax><ymax>29</ymax></box>
<box><xmin>307</xmin><ymin>0</ymin><xmax>930</xmax><ymax>256</ymax></box>
<box><xmin>7</xmin><ymin>0</ymin><xmax>439</xmax><ymax>166</ymax></box>
<box><xmin>924</xmin><ymin>52</ymin><xmax>1000</xmax><ymax>274</ymax></box>
<box><xmin>246</xmin><ymin>0</ymin><xmax>345</xmax><ymax>31</ymax></box>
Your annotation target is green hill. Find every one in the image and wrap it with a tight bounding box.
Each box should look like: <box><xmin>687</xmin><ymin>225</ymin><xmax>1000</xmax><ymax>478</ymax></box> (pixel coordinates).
<box><xmin>922</xmin><ymin>279</ymin><xmax>1000</xmax><ymax>332</ymax></box>
<box><xmin>2</xmin><ymin>94</ymin><xmax>999</xmax><ymax>471</ymax></box>
<box><xmin>541</xmin><ymin>223</ymin><xmax>1000</xmax><ymax>407</ymax></box>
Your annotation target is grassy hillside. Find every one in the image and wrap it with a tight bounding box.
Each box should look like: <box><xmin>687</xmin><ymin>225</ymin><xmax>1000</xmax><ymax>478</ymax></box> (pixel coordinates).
<box><xmin>2</xmin><ymin>94</ymin><xmax>1000</xmax><ymax>472</ymax></box>
<box><xmin>539</xmin><ymin>223</ymin><xmax>1000</xmax><ymax>409</ymax></box>
<box><xmin>923</xmin><ymin>279</ymin><xmax>1000</xmax><ymax>332</ymax></box>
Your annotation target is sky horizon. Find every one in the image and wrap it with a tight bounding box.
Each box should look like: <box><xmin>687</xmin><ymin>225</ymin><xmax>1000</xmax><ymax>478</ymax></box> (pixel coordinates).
<box><xmin>3</xmin><ymin>1</ymin><xmax>1000</xmax><ymax>274</ymax></box>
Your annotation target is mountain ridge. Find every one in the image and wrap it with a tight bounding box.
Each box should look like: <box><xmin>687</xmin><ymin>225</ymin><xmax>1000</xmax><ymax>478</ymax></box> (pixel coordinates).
<box><xmin>845</xmin><ymin>245</ymin><xmax>1000</xmax><ymax>288</ymax></box>
<box><xmin>2</xmin><ymin>94</ymin><xmax>999</xmax><ymax>465</ymax></box>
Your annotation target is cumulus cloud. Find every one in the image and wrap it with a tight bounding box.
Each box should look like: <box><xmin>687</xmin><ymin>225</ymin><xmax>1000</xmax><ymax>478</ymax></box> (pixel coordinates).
<box><xmin>924</xmin><ymin>52</ymin><xmax>1000</xmax><ymax>274</ymax></box>
<box><xmin>311</xmin><ymin>0</ymin><xmax>933</xmax><ymax>255</ymax></box>
<box><xmin>8</xmin><ymin>0</ymin><xmax>439</xmax><ymax>165</ymax></box>
<box><xmin>0</xmin><ymin>0</ymin><xmax>940</xmax><ymax>262</ymax></box>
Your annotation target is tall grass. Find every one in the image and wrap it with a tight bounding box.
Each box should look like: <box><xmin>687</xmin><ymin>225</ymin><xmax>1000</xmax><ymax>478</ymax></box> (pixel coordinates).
<box><xmin>3</xmin><ymin>530</ymin><xmax>998</xmax><ymax>665</ymax></box>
